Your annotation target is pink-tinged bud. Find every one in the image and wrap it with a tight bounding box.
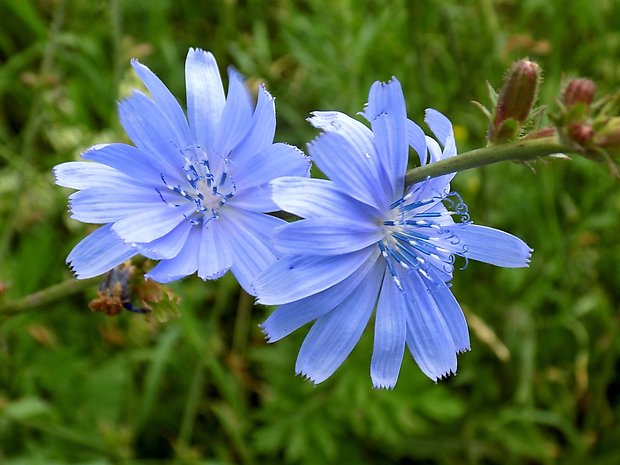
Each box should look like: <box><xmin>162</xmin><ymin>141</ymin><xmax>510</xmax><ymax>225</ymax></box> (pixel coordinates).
<box><xmin>563</xmin><ymin>78</ymin><xmax>596</xmax><ymax>107</ymax></box>
<box><xmin>524</xmin><ymin>126</ymin><xmax>556</xmax><ymax>140</ymax></box>
<box><xmin>494</xmin><ymin>59</ymin><xmax>541</xmax><ymax>125</ymax></box>
<box><xmin>569</xmin><ymin>123</ymin><xmax>594</xmax><ymax>146</ymax></box>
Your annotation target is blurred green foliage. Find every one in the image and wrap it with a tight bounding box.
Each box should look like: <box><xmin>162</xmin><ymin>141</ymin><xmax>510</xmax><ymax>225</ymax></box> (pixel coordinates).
<box><xmin>1</xmin><ymin>0</ymin><xmax>620</xmax><ymax>463</ymax></box>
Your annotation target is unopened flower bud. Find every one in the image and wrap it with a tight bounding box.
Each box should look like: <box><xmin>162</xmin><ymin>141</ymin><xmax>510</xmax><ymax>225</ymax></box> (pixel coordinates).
<box><xmin>563</xmin><ymin>78</ymin><xmax>596</xmax><ymax>107</ymax></box>
<box><xmin>569</xmin><ymin>123</ymin><xmax>594</xmax><ymax>146</ymax></box>
<box><xmin>495</xmin><ymin>59</ymin><xmax>541</xmax><ymax>125</ymax></box>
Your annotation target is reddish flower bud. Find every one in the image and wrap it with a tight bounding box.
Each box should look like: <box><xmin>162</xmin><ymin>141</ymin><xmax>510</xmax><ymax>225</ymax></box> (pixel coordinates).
<box><xmin>494</xmin><ymin>59</ymin><xmax>541</xmax><ymax>125</ymax></box>
<box><xmin>569</xmin><ymin>123</ymin><xmax>594</xmax><ymax>146</ymax></box>
<box><xmin>489</xmin><ymin>59</ymin><xmax>541</xmax><ymax>143</ymax></box>
<box><xmin>563</xmin><ymin>78</ymin><xmax>596</xmax><ymax>107</ymax></box>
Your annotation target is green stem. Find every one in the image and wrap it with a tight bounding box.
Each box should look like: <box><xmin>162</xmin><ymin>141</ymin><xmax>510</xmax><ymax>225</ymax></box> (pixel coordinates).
<box><xmin>0</xmin><ymin>277</ymin><xmax>98</xmax><ymax>315</ymax></box>
<box><xmin>404</xmin><ymin>137</ymin><xmax>569</xmax><ymax>185</ymax></box>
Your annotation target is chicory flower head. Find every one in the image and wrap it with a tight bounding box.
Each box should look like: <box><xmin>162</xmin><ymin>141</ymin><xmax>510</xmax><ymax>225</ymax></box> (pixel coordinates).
<box><xmin>255</xmin><ymin>78</ymin><xmax>532</xmax><ymax>388</ymax></box>
<box><xmin>54</xmin><ymin>48</ymin><xmax>309</xmax><ymax>293</ymax></box>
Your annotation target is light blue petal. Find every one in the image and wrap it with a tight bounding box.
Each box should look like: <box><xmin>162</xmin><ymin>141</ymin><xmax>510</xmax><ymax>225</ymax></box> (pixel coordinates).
<box><xmin>254</xmin><ymin>246</ymin><xmax>380</xmax><ymax>305</ymax></box>
<box><xmin>233</xmin><ymin>143</ymin><xmax>310</xmax><ymax>192</ymax></box>
<box><xmin>423</xmin><ymin>269</ymin><xmax>470</xmax><ymax>353</ymax></box>
<box><xmin>364</xmin><ymin>78</ymin><xmax>408</xmax><ymax>198</ymax></box>
<box><xmin>131</xmin><ymin>59</ymin><xmax>191</xmax><ymax>147</ymax></box>
<box><xmin>213</xmin><ymin>67</ymin><xmax>254</xmax><ymax>157</ymax></box>
<box><xmin>308</xmin><ymin>132</ymin><xmax>388</xmax><ymax>210</ymax></box>
<box><xmin>407</xmin><ymin>119</ymin><xmax>427</xmax><ymax>166</ymax></box>
<box><xmin>401</xmin><ymin>269</ymin><xmax>458</xmax><ymax>381</ymax></box>
<box><xmin>221</xmin><ymin>206</ymin><xmax>284</xmax><ymax>294</ymax></box>
<box><xmin>274</xmin><ymin>218</ymin><xmax>382</xmax><ymax>256</ymax></box>
<box><xmin>232</xmin><ymin>85</ymin><xmax>276</xmax><ymax>162</ymax></box>
<box><xmin>118</xmin><ymin>91</ymin><xmax>185</xmax><ymax>177</ymax></box>
<box><xmin>228</xmin><ymin>184</ymin><xmax>279</xmax><ymax>212</ymax></box>
<box><xmin>295</xmin><ymin>259</ymin><xmax>384</xmax><ymax>384</ymax></box>
<box><xmin>450</xmin><ymin>224</ymin><xmax>533</xmax><ymax>267</ymax></box>
<box><xmin>371</xmin><ymin>268</ymin><xmax>406</xmax><ymax>389</ymax></box>
<box><xmin>424</xmin><ymin>109</ymin><xmax>453</xmax><ymax>147</ymax></box>
<box><xmin>420</xmin><ymin>136</ymin><xmax>455</xmax><ymax>193</ymax></box>
<box><xmin>112</xmin><ymin>204</ymin><xmax>194</xmax><ymax>244</ymax></box>
<box><xmin>308</xmin><ymin>111</ymin><xmax>393</xmax><ymax>206</ymax></box>
<box><xmin>66</xmin><ymin>224</ymin><xmax>136</xmax><ymax>279</ymax></box>
<box><xmin>197</xmin><ymin>220</ymin><xmax>233</xmax><ymax>280</ymax></box>
<box><xmin>261</xmin><ymin>251</ymin><xmax>381</xmax><ymax>342</ymax></box>
<box><xmin>145</xmin><ymin>228</ymin><xmax>200</xmax><ymax>282</ymax></box>
<box><xmin>270</xmin><ymin>177</ymin><xmax>381</xmax><ymax>221</ymax></box>
<box><xmin>307</xmin><ymin>111</ymin><xmax>375</xmax><ymax>156</ymax></box>
<box><xmin>185</xmin><ymin>48</ymin><xmax>225</xmax><ymax>149</ymax></box>
<box><xmin>81</xmin><ymin>143</ymin><xmax>163</xmax><ymax>186</ymax></box>
<box><xmin>69</xmin><ymin>186</ymin><xmax>162</xmax><ymax>223</ymax></box>
<box><xmin>136</xmin><ymin>219</ymin><xmax>193</xmax><ymax>260</ymax></box>
<box><xmin>54</xmin><ymin>162</ymin><xmax>131</xmax><ymax>190</ymax></box>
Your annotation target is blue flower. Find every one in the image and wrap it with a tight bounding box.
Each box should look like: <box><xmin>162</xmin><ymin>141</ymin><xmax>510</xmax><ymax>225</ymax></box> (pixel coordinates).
<box><xmin>54</xmin><ymin>48</ymin><xmax>309</xmax><ymax>293</ymax></box>
<box><xmin>254</xmin><ymin>78</ymin><xmax>532</xmax><ymax>388</ymax></box>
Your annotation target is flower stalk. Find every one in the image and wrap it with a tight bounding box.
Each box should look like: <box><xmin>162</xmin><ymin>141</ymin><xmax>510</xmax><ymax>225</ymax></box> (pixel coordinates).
<box><xmin>405</xmin><ymin>136</ymin><xmax>568</xmax><ymax>184</ymax></box>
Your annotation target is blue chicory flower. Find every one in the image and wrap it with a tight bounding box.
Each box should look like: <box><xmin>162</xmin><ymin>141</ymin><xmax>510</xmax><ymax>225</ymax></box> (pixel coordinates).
<box><xmin>54</xmin><ymin>48</ymin><xmax>309</xmax><ymax>293</ymax></box>
<box><xmin>254</xmin><ymin>78</ymin><xmax>532</xmax><ymax>388</ymax></box>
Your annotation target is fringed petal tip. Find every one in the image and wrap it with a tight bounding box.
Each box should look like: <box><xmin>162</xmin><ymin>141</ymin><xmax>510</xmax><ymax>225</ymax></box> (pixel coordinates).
<box><xmin>257</xmin><ymin>323</ymin><xmax>276</xmax><ymax>344</ymax></box>
<box><xmin>295</xmin><ymin>369</ymin><xmax>324</xmax><ymax>386</ymax></box>
<box><xmin>371</xmin><ymin>377</ymin><xmax>397</xmax><ymax>390</ymax></box>
<box><xmin>432</xmin><ymin>368</ymin><xmax>457</xmax><ymax>383</ymax></box>
<box><xmin>197</xmin><ymin>268</ymin><xmax>229</xmax><ymax>281</ymax></box>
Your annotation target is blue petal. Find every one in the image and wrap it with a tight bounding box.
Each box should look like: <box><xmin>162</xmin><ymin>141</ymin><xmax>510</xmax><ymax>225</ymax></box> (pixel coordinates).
<box><xmin>274</xmin><ymin>218</ymin><xmax>382</xmax><ymax>256</ymax></box>
<box><xmin>308</xmin><ymin>111</ymin><xmax>393</xmax><ymax>206</ymax></box>
<box><xmin>294</xmin><ymin>259</ymin><xmax>384</xmax><ymax>384</ymax></box>
<box><xmin>420</xmin><ymin>136</ymin><xmax>455</xmax><ymax>193</ymax></box>
<box><xmin>66</xmin><ymin>224</ymin><xmax>136</xmax><ymax>279</ymax></box>
<box><xmin>371</xmin><ymin>268</ymin><xmax>406</xmax><ymax>389</ymax></box>
<box><xmin>220</xmin><ymin>206</ymin><xmax>284</xmax><ymax>294</ymax></box>
<box><xmin>233</xmin><ymin>143</ymin><xmax>310</xmax><ymax>192</ymax></box>
<box><xmin>261</xmin><ymin>251</ymin><xmax>380</xmax><ymax>342</ymax></box>
<box><xmin>407</xmin><ymin>119</ymin><xmax>428</xmax><ymax>166</ymax></box>
<box><xmin>364</xmin><ymin>78</ymin><xmax>408</xmax><ymax>198</ymax></box>
<box><xmin>137</xmin><ymin>219</ymin><xmax>193</xmax><ymax>260</ymax></box>
<box><xmin>111</xmin><ymin>204</ymin><xmax>194</xmax><ymax>244</ymax></box>
<box><xmin>308</xmin><ymin>132</ymin><xmax>389</xmax><ymax>210</ymax></box>
<box><xmin>270</xmin><ymin>177</ymin><xmax>381</xmax><ymax>221</ymax></box>
<box><xmin>54</xmin><ymin>162</ymin><xmax>131</xmax><ymax>190</ymax></box>
<box><xmin>228</xmin><ymin>184</ymin><xmax>279</xmax><ymax>212</ymax></box>
<box><xmin>401</xmin><ymin>269</ymin><xmax>458</xmax><ymax>381</ymax></box>
<box><xmin>197</xmin><ymin>220</ymin><xmax>233</xmax><ymax>280</ymax></box>
<box><xmin>232</xmin><ymin>85</ymin><xmax>276</xmax><ymax>162</ymax></box>
<box><xmin>81</xmin><ymin>143</ymin><xmax>163</xmax><ymax>186</ymax></box>
<box><xmin>450</xmin><ymin>224</ymin><xmax>533</xmax><ymax>267</ymax></box>
<box><xmin>69</xmin><ymin>186</ymin><xmax>162</xmax><ymax>223</ymax></box>
<box><xmin>118</xmin><ymin>91</ymin><xmax>185</xmax><ymax>177</ymax></box>
<box><xmin>185</xmin><ymin>48</ymin><xmax>225</xmax><ymax>149</ymax></box>
<box><xmin>423</xmin><ymin>269</ymin><xmax>470</xmax><ymax>353</ymax></box>
<box><xmin>425</xmin><ymin>108</ymin><xmax>454</xmax><ymax>152</ymax></box>
<box><xmin>145</xmin><ymin>228</ymin><xmax>200</xmax><ymax>282</ymax></box>
<box><xmin>213</xmin><ymin>67</ymin><xmax>254</xmax><ymax>157</ymax></box>
<box><xmin>307</xmin><ymin>111</ymin><xmax>375</xmax><ymax>156</ymax></box>
<box><xmin>254</xmin><ymin>246</ymin><xmax>380</xmax><ymax>305</ymax></box>
<box><xmin>131</xmin><ymin>59</ymin><xmax>191</xmax><ymax>147</ymax></box>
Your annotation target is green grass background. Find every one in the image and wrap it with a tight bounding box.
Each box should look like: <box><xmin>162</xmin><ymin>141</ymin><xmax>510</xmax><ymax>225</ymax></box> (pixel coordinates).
<box><xmin>1</xmin><ymin>0</ymin><xmax>620</xmax><ymax>463</ymax></box>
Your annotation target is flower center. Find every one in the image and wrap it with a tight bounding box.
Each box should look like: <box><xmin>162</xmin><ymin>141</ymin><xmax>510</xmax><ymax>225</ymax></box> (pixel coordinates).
<box><xmin>158</xmin><ymin>145</ymin><xmax>236</xmax><ymax>225</ymax></box>
<box><xmin>378</xmin><ymin>187</ymin><xmax>469</xmax><ymax>291</ymax></box>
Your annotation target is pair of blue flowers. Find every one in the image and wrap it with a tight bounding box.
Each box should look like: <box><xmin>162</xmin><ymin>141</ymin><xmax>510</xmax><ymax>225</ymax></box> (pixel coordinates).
<box><xmin>54</xmin><ymin>49</ymin><xmax>532</xmax><ymax>389</ymax></box>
